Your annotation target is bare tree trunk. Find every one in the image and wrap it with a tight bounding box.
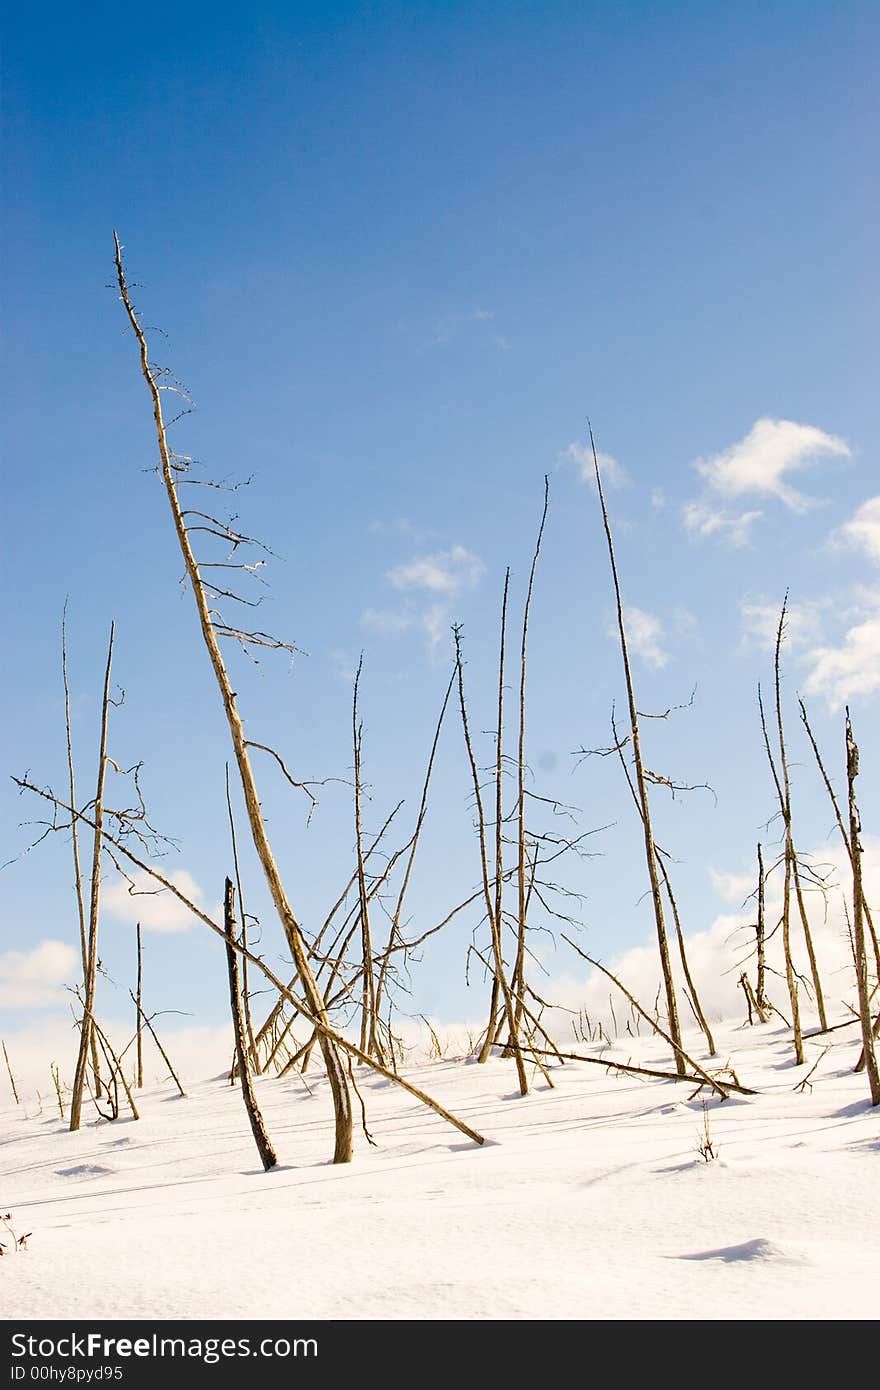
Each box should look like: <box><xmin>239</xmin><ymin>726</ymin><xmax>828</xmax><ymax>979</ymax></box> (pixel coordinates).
<box><xmin>758</xmin><ymin>680</ymin><xmax>804</xmax><ymax>1064</ymax></box>
<box><xmin>128</xmin><ymin>991</ymin><xmax>186</xmax><ymax>1097</ymax></box>
<box><xmin>2</xmin><ymin>1041</ymin><xmax>19</xmax><ymax>1105</ymax></box>
<box><xmin>352</xmin><ymin>657</ymin><xmax>380</xmax><ymax>1061</ymax></box>
<box><xmin>771</xmin><ymin>602</ymin><xmax>826</xmax><ymax>1031</ymax></box>
<box><xmin>224</xmin><ymin>878</ymin><xmax>278</xmax><ymax>1169</ymax></box>
<box><xmin>135</xmin><ymin>922</ymin><xmax>144</xmax><ymax>1089</ymax></box>
<box><xmin>92</xmin><ymin>1016</ymin><xmax>139</xmax><ymax>1121</ymax></box>
<box><xmin>51</xmin><ymin>1063</ymin><xmax>65</xmax><ymax>1119</ymax></box>
<box><xmin>62</xmin><ymin>604</ymin><xmax>102</xmax><ymax>1098</ymax></box>
<box><xmin>512</xmin><ymin>477</ymin><xmax>549</xmax><ymax>1034</ymax></box>
<box><xmin>657</xmin><ymin>853</ymin><xmax>716</xmax><ymax>1055</ymax></box>
<box><xmin>374</xmin><ymin>667</ymin><xmax>456</xmax><ymax>1030</ymax></box>
<box><xmin>225</xmin><ymin>766</ymin><xmax>257</xmax><ymax>1074</ymax></box>
<box><xmin>455</xmin><ymin>616</ymin><xmax>528</xmax><ymax>1093</ymax></box>
<box><xmin>70</xmin><ymin>622</ymin><xmax>114</xmax><ymax>1132</ymax></box>
<box><xmin>845</xmin><ymin>713</ymin><xmax>880</xmax><ymax>1105</ymax></box>
<box><xmin>800</xmin><ymin>698</ymin><xmax>880</xmax><ymax>978</ymax></box>
<box><xmin>114</xmin><ymin>234</ymin><xmax>353</xmax><ymax>1163</ymax></box>
<box><xmin>756</xmin><ymin>841</ymin><xmax>768</xmax><ymax>1013</ymax></box>
<box><xmin>589</xmin><ymin>429</ymin><xmax>685</xmax><ymax>1075</ymax></box>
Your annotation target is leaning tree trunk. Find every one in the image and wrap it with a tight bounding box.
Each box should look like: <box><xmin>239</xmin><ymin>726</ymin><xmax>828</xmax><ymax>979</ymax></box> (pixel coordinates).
<box><xmin>512</xmin><ymin>476</ymin><xmax>549</xmax><ymax>1034</ymax></box>
<box><xmin>845</xmin><ymin>713</ymin><xmax>880</xmax><ymax>1105</ymax></box>
<box><xmin>224</xmin><ymin>878</ymin><xmax>278</xmax><ymax>1168</ymax></box>
<box><xmin>69</xmin><ymin>623</ymin><xmax>114</xmax><ymax>1132</ymax></box>
<box><xmin>771</xmin><ymin>599</ymin><xmax>826</xmax><ymax>1032</ymax></box>
<box><xmin>590</xmin><ymin>430</ymin><xmax>685</xmax><ymax>1075</ymax></box>
<box><xmin>114</xmin><ymin>234</ymin><xmax>353</xmax><ymax>1162</ymax></box>
<box><xmin>62</xmin><ymin>604</ymin><xmax>102</xmax><ymax>1098</ymax></box>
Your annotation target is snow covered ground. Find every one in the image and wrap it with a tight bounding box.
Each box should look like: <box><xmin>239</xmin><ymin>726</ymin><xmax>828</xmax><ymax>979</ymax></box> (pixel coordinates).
<box><xmin>1</xmin><ymin>1014</ymin><xmax>877</xmax><ymax>1321</ymax></box>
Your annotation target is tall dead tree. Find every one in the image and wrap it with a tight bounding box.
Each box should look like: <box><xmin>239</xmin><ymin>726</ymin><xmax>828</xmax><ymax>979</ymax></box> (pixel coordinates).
<box><xmin>758</xmin><ymin>682</ymin><xmax>803</xmax><ymax>1064</ymax></box>
<box><xmin>224</xmin><ymin>878</ymin><xmax>278</xmax><ymax>1168</ymax></box>
<box><xmin>62</xmin><ymin>604</ymin><xmax>102</xmax><ymax>1098</ymax></box>
<box><xmin>114</xmin><ymin>234</ymin><xmax>353</xmax><ymax>1162</ymax></box>
<box><xmin>135</xmin><ymin>922</ymin><xmax>144</xmax><ymax>1089</ymax></box>
<box><xmin>373</xmin><ymin>667</ymin><xmax>456</xmax><ymax>1034</ymax></box>
<box><xmin>352</xmin><ymin>657</ymin><xmax>381</xmax><ymax>1061</ymax></box>
<box><xmin>512</xmin><ymin>476</ymin><xmax>549</xmax><ymax>1035</ymax></box>
<box><xmin>69</xmin><ymin>622</ymin><xmax>114</xmax><ymax>1132</ymax></box>
<box><xmin>799</xmin><ymin>698</ymin><xmax>880</xmax><ymax>978</ymax></box>
<box><xmin>589</xmin><ymin>428</ymin><xmax>685</xmax><ymax>1075</ymax></box>
<box><xmin>755</xmin><ymin>842</ymin><xmax>768</xmax><ymax>1014</ymax></box>
<box><xmin>607</xmin><ymin>708</ymin><xmax>715</xmax><ymax>1055</ymax></box>
<box><xmin>454</xmin><ymin>615</ymin><xmax>529</xmax><ymax>1094</ymax></box>
<box><xmin>845</xmin><ymin>713</ymin><xmax>880</xmax><ymax>1105</ymax></box>
<box><xmin>760</xmin><ymin>600</ymin><xmax>827</xmax><ymax>1047</ymax></box>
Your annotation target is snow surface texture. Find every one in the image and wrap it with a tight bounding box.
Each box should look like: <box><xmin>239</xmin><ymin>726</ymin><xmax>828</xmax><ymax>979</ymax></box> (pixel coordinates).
<box><xmin>1</xmin><ymin>1016</ymin><xmax>877</xmax><ymax>1320</ymax></box>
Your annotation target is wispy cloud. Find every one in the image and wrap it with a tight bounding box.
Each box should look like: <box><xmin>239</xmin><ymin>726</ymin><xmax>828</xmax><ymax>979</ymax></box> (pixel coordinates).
<box><xmin>802</xmin><ymin>606</ymin><xmax>880</xmax><ymax>711</ymax></box>
<box><xmin>103</xmin><ymin>868</ymin><xmax>209</xmax><ymax>933</ymax></box>
<box><xmin>621</xmin><ymin>606</ymin><xmax>668</xmax><ymax>669</ymax></box>
<box><xmin>834</xmin><ymin>495</ymin><xmax>880</xmax><ymax>564</ymax></box>
<box><xmin>0</xmin><ymin>940</ymin><xmax>78</xmax><ymax>1010</ymax></box>
<box><xmin>708</xmin><ymin>866</ymin><xmax>756</xmax><ymax>905</ymax></box>
<box><xmin>684</xmin><ymin>419</ymin><xmax>851</xmax><ymax>545</ymax></box>
<box><xmin>430</xmin><ymin>308</ymin><xmax>510</xmax><ymax>352</ymax></box>
<box><xmin>360</xmin><ymin>608</ymin><xmax>415</xmax><ymax>637</ymax></box>
<box><xmin>563</xmin><ymin>440</ymin><xmax>630</xmax><ymax>491</ymax></box>
<box><xmin>388</xmin><ymin>545</ymin><xmax>485</xmax><ymax>595</ymax></box>
<box><xmin>740</xmin><ymin>597</ymin><xmax>828</xmax><ymax>652</ymax></box>
<box><xmin>694</xmin><ymin>418</ymin><xmax>850</xmax><ymax>511</ymax></box>
<box><xmin>683</xmin><ymin>501</ymin><xmax>763</xmax><ymax>548</ymax></box>
<box><xmin>362</xmin><ymin>543</ymin><xmax>485</xmax><ymax>662</ymax></box>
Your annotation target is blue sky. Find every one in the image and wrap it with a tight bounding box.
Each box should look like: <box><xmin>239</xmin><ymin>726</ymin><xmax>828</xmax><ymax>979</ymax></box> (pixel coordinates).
<box><xmin>2</xmin><ymin>1</ymin><xmax>878</xmax><ymax>1064</ymax></box>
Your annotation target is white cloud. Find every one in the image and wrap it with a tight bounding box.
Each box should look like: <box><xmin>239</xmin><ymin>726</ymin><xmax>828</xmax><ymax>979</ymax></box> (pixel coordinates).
<box><xmin>694</xmin><ymin>418</ymin><xmax>850</xmax><ymax>513</ymax></box>
<box><xmin>708</xmin><ymin>866</ymin><xmax>756</xmax><ymax>905</ymax></box>
<box><xmin>102</xmin><ymin>869</ymin><xmax>207</xmax><ymax>933</ymax></box>
<box><xmin>622</xmin><ymin>606</ymin><xmax>668</xmax><ymax>669</ymax></box>
<box><xmin>563</xmin><ymin>441</ymin><xmax>630</xmax><ymax>491</ymax></box>
<box><xmin>387</xmin><ymin>545</ymin><xmax>484</xmax><ymax>595</ymax></box>
<box><xmin>740</xmin><ymin>597</ymin><xmax>828</xmax><ymax>652</ymax></box>
<box><xmin>0</xmin><ymin>940</ymin><xmax>78</xmax><ymax>1010</ymax></box>
<box><xmin>802</xmin><ymin>610</ymin><xmax>880</xmax><ymax>711</ymax></box>
<box><xmin>683</xmin><ymin>501</ymin><xmax>763</xmax><ymax>548</ymax></box>
<box><xmin>360</xmin><ymin>608</ymin><xmax>415</xmax><ymax>636</ymax></box>
<box><xmin>835</xmin><ymin>495</ymin><xmax>880</xmax><ymax>565</ymax></box>
<box><xmin>421</xmin><ymin>603</ymin><xmax>454</xmax><ymax>662</ymax></box>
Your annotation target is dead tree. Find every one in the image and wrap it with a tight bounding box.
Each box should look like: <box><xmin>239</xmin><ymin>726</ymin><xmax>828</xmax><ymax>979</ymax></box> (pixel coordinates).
<box><xmin>799</xmin><ymin>698</ymin><xmax>880</xmax><ymax>977</ymax></box>
<box><xmin>373</xmin><ymin>667</ymin><xmax>456</xmax><ymax>1036</ymax></box>
<box><xmin>224</xmin><ymin>878</ymin><xmax>278</xmax><ymax>1168</ymax></box>
<box><xmin>128</xmin><ymin>992</ymin><xmax>186</xmax><ymax>1097</ymax></box>
<box><xmin>455</xmin><ymin>597</ymin><xmax>525</xmax><ymax>1095</ymax></box>
<box><xmin>135</xmin><ymin>923</ymin><xmax>144</xmax><ymax>1089</ymax></box>
<box><xmin>16</xmin><ymin>780</ymin><xmax>487</xmax><ymax>1148</ymax></box>
<box><xmin>2</xmin><ymin>1041</ymin><xmax>19</xmax><ymax>1105</ymax></box>
<box><xmin>352</xmin><ymin>657</ymin><xmax>381</xmax><ymax>1061</ymax></box>
<box><xmin>588</xmin><ymin>428</ymin><xmax>685</xmax><ymax>1075</ymax></box>
<box><xmin>225</xmin><ymin>766</ymin><xmax>257</xmax><ymax>1075</ymax></box>
<box><xmin>512</xmin><ymin>476</ymin><xmax>549</xmax><ymax>1035</ymax></box>
<box><xmin>845</xmin><ymin>713</ymin><xmax>880</xmax><ymax>1104</ymax></box>
<box><xmin>69</xmin><ymin>622</ymin><xmax>114</xmax><ymax>1132</ymax></box>
<box><xmin>755</xmin><ymin>842</ymin><xmax>770</xmax><ymax>1016</ymax></box>
<box><xmin>114</xmin><ymin>233</ymin><xmax>353</xmax><ymax>1162</ymax></box>
<box><xmin>772</xmin><ymin>602</ymin><xmax>827</xmax><ymax>1030</ymax></box>
<box><xmin>758</xmin><ymin>681</ymin><xmax>803</xmax><ymax>1064</ymax></box>
<box><xmin>608</xmin><ymin>708</ymin><xmax>715</xmax><ymax>1055</ymax></box>
<box><xmin>62</xmin><ymin>603</ymin><xmax>102</xmax><ymax>1097</ymax></box>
